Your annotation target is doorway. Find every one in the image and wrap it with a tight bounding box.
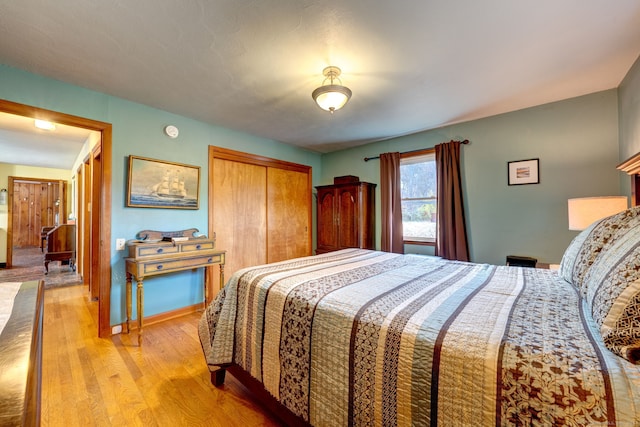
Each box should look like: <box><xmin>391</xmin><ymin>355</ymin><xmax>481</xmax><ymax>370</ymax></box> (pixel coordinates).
<box><xmin>8</xmin><ymin>178</ymin><xmax>65</xmax><ymax>256</ymax></box>
<box><xmin>0</xmin><ymin>99</ymin><xmax>113</xmax><ymax>338</ymax></box>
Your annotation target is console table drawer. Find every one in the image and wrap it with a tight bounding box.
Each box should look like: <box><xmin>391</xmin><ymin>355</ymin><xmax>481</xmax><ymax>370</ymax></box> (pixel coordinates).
<box><xmin>137</xmin><ymin>253</ymin><xmax>219</xmax><ymax>275</ymax></box>
<box><xmin>132</xmin><ymin>244</ymin><xmax>179</xmax><ymax>258</ymax></box>
<box><xmin>181</xmin><ymin>241</ymin><xmax>215</xmax><ymax>252</ymax></box>
<box><xmin>128</xmin><ymin>238</ymin><xmax>216</xmax><ymax>259</ymax></box>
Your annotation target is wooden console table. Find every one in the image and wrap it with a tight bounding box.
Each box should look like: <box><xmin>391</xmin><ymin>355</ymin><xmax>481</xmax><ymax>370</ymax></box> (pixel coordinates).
<box><xmin>125</xmin><ymin>238</ymin><xmax>225</xmax><ymax>345</ymax></box>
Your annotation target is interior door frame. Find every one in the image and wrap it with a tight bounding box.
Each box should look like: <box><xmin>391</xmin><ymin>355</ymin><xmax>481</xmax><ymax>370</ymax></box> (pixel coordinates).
<box><xmin>75</xmin><ymin>162</ymin><xmax>85</xmax><ymax>281</ymax></box>
<box><xmin>90</xmin><ymin>145</ymin><xmax>102</xmax><ymax>301</ymax></box>
<box><xmin>0</xmin><ymin>99</ymin><xmax>113</xmax><ymax>338</ymax></box>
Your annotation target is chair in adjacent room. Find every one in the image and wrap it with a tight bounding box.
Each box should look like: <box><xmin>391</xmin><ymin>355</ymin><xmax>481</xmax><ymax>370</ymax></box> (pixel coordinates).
<box><xmin>44</xmin><ymin>224</ymin><xmax>76</xmax><ymax>274</ymax></box>
<box><xmin>40</xmin><ymin>226</ymin><xmax>55</xmax><ymax>252</ymax></box>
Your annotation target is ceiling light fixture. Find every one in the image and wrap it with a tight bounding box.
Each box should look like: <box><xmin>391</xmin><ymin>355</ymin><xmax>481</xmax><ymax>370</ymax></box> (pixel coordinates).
<box><xmin>312</xmin><ymin>66</ymin><xmax>352</xmax><ymax>114</ymax></box>
<box><xmin>34</xmin><ymin>119</ymin><xmax>56</xmax><ymax>131</ymax></box>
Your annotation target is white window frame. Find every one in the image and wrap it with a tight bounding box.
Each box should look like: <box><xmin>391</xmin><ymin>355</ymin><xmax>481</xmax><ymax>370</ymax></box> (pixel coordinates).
<box><xmin>400</xmin><ymin>149</ymin><xmax>436</xmax><ymax>245</ymax></box>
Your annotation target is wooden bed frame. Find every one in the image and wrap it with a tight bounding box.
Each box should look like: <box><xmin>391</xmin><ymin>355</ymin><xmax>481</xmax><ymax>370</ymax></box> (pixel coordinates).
<box><xmin>617</xmin><ymin>152</ymin><xmax>640</xmax><ymax>206</ymax></box>
<box><xmin>212</xmin><ymin>365</ymin><xmax>311</xmax><ymax>426</ymax></box>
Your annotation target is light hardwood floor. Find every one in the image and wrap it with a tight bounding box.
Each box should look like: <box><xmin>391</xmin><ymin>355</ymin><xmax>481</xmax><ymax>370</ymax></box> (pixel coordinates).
<box><xmin>42</xmin><ymin>284</ymin><xmax>282</xmax><ymax>426</ymax></box>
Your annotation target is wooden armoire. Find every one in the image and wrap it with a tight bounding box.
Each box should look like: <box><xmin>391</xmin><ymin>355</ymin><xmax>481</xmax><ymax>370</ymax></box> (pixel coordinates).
<box><xmin>315</xmin><ymin>176</ymin><xmax>376</xmax><ymax>254</ymax></box>
<box><xmin>208</xmin><ymin>146</ymin><xmax>312</xmax><ymax>290</ymax></box>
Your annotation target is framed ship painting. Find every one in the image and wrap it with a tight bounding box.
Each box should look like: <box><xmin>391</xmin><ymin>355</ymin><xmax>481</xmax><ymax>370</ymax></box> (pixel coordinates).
<box><xmin>126</xmin><ymin>155</ymin><xmax>200</xmax><ymax>209</ymax></box>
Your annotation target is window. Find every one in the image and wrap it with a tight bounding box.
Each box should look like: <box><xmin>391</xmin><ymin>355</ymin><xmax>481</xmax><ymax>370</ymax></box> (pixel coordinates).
<box><xmin>400</xmin><ymin>150</ymin><xmax>436</xmax><ymax>244</ymax></box>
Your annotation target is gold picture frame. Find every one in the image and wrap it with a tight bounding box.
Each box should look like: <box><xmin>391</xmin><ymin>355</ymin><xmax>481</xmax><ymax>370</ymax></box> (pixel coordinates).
<box><xmin>126</xmin><ymin>155</ymin><xmax>200</xmax><ymax>209</ymax></box>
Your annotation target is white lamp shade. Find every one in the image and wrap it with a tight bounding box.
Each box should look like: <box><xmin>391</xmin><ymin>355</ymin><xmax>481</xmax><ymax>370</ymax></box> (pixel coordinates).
<box><xmin>312</xmin><ymin>85</ymin><xmax>352</xmax><ymax>112</ymax></box>
<box><xmin>567</xmin><ymin>196</ymin><xmax>628</xmax><ymax>230</ymax></box>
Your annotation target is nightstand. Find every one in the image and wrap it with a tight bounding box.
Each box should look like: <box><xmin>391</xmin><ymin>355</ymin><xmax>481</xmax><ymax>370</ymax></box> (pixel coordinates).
<box><xmin>506</xmin><ymin>255</ymin><xmax>537</xmax><ymax>268</ymax></box>
<box><xmin>535</xmin><ymin>262</ymin><xmax>560</xmax><ymax>270</ymax></box>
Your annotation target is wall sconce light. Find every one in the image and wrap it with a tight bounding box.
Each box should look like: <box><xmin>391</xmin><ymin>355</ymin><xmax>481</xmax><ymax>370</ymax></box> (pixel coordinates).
<box><xmin>312</xmin><ymin>66</ymin><xmax>352</xmax><ymax>113</ymax></box>
<box><xmin>567</xmin><ymin>196</ymin><xmax>628</xmax><ymax>230</ymax></box>
<box><xmin>0</xmin><ymin>189</ymin><xmax>7</xmax><ymax>205</ymax></box>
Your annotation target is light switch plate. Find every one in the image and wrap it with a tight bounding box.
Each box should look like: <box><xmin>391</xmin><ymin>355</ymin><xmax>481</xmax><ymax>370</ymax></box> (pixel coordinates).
<box><xmin>116</xmin><ymin>238</ymin><xmax>126</xmax><ymax>251</ymax></box>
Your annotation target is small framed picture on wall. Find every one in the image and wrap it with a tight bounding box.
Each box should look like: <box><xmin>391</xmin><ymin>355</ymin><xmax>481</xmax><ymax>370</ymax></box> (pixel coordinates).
<box><xmin>508</xmin><ymin>158</ymin><xmax>539</xmax><ymax>185</ymax></box>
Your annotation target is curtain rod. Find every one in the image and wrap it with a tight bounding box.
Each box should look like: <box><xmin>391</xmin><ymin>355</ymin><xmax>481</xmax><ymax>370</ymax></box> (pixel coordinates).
<box><xmin>363</xmin><ymin>139</ymin><xmax>469</xmax><ymax>162</ymax></box>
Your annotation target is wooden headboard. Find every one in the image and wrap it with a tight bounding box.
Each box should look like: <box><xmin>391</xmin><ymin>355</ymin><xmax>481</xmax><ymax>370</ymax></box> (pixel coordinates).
<box><xmin>617</xmin><ymin>152</ymin><xmax>640</xmax><ymax>206</ymax></box>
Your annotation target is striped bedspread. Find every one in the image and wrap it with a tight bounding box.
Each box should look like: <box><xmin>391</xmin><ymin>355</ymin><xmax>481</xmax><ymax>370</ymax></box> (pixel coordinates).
<box><xmin>199</xmin><ymin>249</ymin><xmax>640</xmax><ymax>426</ymax></box>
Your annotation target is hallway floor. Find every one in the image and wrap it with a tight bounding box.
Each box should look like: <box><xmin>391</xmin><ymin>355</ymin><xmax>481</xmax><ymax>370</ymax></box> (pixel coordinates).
<box><xmin>0</xmin><ymin>246</ymin><xmax>82</xmax><ymax>288</ymax></box>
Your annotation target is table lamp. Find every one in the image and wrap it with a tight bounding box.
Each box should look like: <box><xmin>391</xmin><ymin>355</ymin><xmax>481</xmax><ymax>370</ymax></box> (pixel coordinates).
<box><xmin>567</xmin><ymin>196</ymin><xmax>628</xmax><ymax>231</ymax></box>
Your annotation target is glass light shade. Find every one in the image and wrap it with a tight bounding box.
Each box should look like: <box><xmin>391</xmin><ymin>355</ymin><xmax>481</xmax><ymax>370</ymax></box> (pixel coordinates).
<box><xmin>312</xmin><ymin>84</ymin><xmax>352</xmax><ymax>113</ymax></box>
<box><xmin>0</xmin><ymin>189</ymin><xmax>6</xmax><ymax>205</ymax></box>
<box><xmin>567</xmin><ymin>196</ymin><xmax>628</xmax><ymax>230</ymax></box>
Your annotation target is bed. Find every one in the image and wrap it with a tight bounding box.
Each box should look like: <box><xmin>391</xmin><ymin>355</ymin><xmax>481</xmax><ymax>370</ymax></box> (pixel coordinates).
<box><xmin>199</xmin><ymin>207</ymin><xmax>640</xmax><ymax>426</ymax></box>
<box><xmin>0</xmin><ymin>280</ymin><xmax>44</xmax><ymax>426</ymax></box>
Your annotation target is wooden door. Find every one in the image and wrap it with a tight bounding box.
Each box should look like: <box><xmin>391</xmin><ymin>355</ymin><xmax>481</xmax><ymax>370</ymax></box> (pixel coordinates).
<box><xmin>316</xmin><ymin>187</ymin><xmax>338</xmax><ymax>252</ymax></box>
<box><xmin>11</xmin><ymin>180</ymin><xmax>63</xmax><ymax>248</ymax></box>
<box><xmin>337</xmin><ymin>185</ymin><xmax>359</xmax><ymax>249</ymax></box>
<box><xmin>41</xmin><ymin>181</ymin><xmax>64</xmax><ymax>228</ymax></box>
<box><xmin>267</xmin><ymin>167</ymin><xmax>311</xmax><ymax>263</ymax></box>
<box><xmin>211</xmin><ymin>157</ymin><xmax>267</xmax><ymax>289</ymax></box>
<box><xmin>358</xmin><ymin>183</ymin><xmax>376</xmax><ymax>250</ymax></box>
<box><xmin>12</xmin><ymin>182</ymin><xmax>41</xmax><ymax>247</ymax></box>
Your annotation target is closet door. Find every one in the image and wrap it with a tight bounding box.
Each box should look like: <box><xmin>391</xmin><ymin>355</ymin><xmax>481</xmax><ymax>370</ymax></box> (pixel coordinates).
<box><xmin>209</xmin><ymin>146</ymin><xmax>311</xmax><ymax>292</ymax></box>
<box><xmin>211</xmin><ymin>157</ymin><xmax>267</xmax><ymax>289</ymax></box>
<box><xmin>267</xmin><ymin>167</ymin><xmax>311</xmax><ymax>263</ymax></box>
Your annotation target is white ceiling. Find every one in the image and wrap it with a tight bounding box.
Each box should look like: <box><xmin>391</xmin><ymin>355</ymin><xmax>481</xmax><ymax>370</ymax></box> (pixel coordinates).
<box><xmin>1</xmin><ymin>0</ymin><xmax>640</xmax><ymax>168</ymax></box>
<box><xmin>0</xmin><ymin>113</ymin><xmax>93</xmax><ymax>169</ymax></box>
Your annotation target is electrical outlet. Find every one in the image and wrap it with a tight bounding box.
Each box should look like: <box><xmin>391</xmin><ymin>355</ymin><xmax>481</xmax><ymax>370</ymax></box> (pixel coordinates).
<box><xmin>116</xmin><ymin>238</ymin><xmax>126</xmax><ymax>251</ymax></box>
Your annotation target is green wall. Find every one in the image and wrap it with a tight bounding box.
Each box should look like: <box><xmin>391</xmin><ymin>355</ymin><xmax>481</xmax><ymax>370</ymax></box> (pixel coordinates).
<box><xmin>619</xmin><ymin>55</ymin><xmax>640</xmax><ymax>197</ymax></box>
<box><xmin>0</xmin><ymin>64</ymin><xmax>323</xmax><ymax>326</ymax></box>
<box><xmin>321</xmin><ymin>90</ymin><xmax>621</xmax><ymax>265</ymax></box>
